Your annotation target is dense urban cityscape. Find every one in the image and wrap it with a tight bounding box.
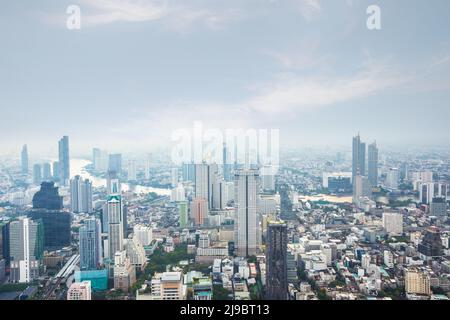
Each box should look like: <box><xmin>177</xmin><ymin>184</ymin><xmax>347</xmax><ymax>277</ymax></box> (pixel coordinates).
<box><xmin>0</xmin><ymin>134</ymin><xmax>449</xmax><ymax>301</ymax></box>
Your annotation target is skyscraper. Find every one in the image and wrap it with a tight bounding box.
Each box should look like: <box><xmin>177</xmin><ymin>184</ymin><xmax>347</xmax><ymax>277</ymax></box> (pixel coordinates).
<box><xmin>235</xmin><ymin>169</ymin><xmax>259</xmax><ymax>257</ymax></box>
<box><xmin>42</xmin><ymin>162</ymin><xmax>52</xmax><ymax>181</ymax></box>
<box><xmin>178</xmin><ymin>201</ymin><xmax>189</xmax><ymax>229</ymax></box>
<box><xmin>107</xmin><ymin>195</ymin><xmax>124</xmax><ymax>260</ymax></box>
<box><xmin>352</xmin><ymin>134</ymin><xmax>366</xmax><ymax>185</ymax></box>
<box><xmin>223</xmin><ymin>143</ymin><xmax>232</xmax><ymax>182</ymax></box>
<box><xmin>92</xmin><ymin>148</ymin><xmax>101</xmax><ymax>171</ymax></box>
<box><xmin>107</xmin><ymin>170</ymin><xmax>121</xmax><ymax>196</ymax></box>
<box><xmin>58</xmin><ymin>136</ymin><xmax>70</xmax><ymax>186</ymax></box>
<box><xmin>368</xmin><ymin>141</ymin><xmax>378</xmax><ymax>187</ymax></box>
<box><xmin>108</xmin><ymin>154</ymin><xmax>122</xmax><ymax>176</ymax></box>
<box><xmin>70</xmin><ymin>176</ymin><xmax>93</xmax><ymax>213</ymax></box>
<box><xmin>266</xmin><ymin>220</ymin><xmax>288</xmax><ymax>300</ymax></box>
<box><xmin>128</xmin><ymin>160</ymin><xmax>137</xmax><ymax>181</ymax></box>
<box><xmin>79</xmin><ymin>218</ymin><xmax>102</xmax><ymax>271</ymax></box>
<box><xmin>386</xmin><ymin>168</ymin><xmax>400</xmax><ymax>190</ymax></box>
<box><xmin>21</xmin><ymin>144</ymin><xmax>28</xmax><ymax>174</ymax></box>
<box><xmin>195</xmin><ymin>163</ymin><xmax>209</xmax><ymax>202</ymax></box>
<box><xmin>33</xmin><ymin>164</ymin><xmax>42</xmax><ymax>185</ymax></box>
<box><xmin>29</xmin><ymin>182</ymin><xmax>71</xmax><ymax>250</ymax></box>
<box><xmin>418</xmin><ymin>227</ymin><xmax>444</xmax><ymax>258</ymax></box>
<box><xmin>9</xmin><ymin>217</ymin><xmax>44</xmax><ymax>283</ymax></box>
<box><xmin>191</xmin><ymin>198</ymin><xmax>208</xmax><ymax>226</ymax></box>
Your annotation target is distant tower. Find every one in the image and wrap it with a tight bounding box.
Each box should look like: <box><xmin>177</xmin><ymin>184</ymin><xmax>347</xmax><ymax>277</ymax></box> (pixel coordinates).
<box><xmin>58</xmin><ymin>136</ymin><xmax>70</xmax><ymax>186</ymax></box>
<box><xmin>33</xmin><ymin>164</ymin><xmax>42</xmax><ymax>185</ymax></box>
<box><xmin>21</xmin><ymin>145</ymin><xmax>29</xmax><ymax>174</ymax></box>
<box><xmin>70</xmin><ymin>176</ymin><xmax>93</xmax><ymax>213</ymax></box>
<box><xmin>368</xmin><ymin>141</ymin><xmax>378</xmax><ymax>187</ymax></box>
<box><xmin>266</xmin><ymin>221</ymin><xmax>288</xmax><ymax>300</ymax></box>
<box><xmin>42</xmin><ymin>163</ymin><xmax>52</xmax><ymax>181</ymax></box>
<box><xmin>234</xmin><ymin>169</ymin><xmax>259</xmax><ymax>257</ymax></box>
<box><xmin>127</xmin><ymin>160</ymin><xmax>137</xmax><ymax>181</ymax></box>
<box><xmin>352</xmin><ymin>134</ymin><xmax>366</xmax><ymax>185</ymax></box>
<box><xmin>108</xmin><ymin>154</ymin><xmax>122</xmax><ymax>176</ymax></box>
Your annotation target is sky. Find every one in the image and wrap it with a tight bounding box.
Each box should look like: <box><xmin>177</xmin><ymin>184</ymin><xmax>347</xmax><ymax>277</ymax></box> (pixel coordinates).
<box><xmin>1</xmin><ymin>0</ymin><xmax>450</xmax><ymax>157</ymax></box>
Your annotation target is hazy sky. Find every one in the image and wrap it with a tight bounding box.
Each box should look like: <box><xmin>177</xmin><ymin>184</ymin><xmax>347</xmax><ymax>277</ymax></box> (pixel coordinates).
<box><xmin>1</xmin><ymin>0</ymin><xmax>450</xmax><ymax>156</ymax></box>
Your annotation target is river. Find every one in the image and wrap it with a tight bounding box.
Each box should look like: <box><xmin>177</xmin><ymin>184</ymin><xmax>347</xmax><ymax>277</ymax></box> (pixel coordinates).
<box><xmin>70</xmin><ymin>159</ymin><xmax>171</xmax><ymax>196</ymax></box>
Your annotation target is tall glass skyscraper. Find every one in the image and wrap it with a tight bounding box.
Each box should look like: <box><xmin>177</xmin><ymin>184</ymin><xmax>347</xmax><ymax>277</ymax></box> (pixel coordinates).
<box><xmin>70</xmin><ymin>175</ymin><xmax>93</xmax><ymax>213</ymax></box>
<box><xmin>79</xmin><ymin>218</ymin><xmax>102</xmax><ymax>271</ymax></box>
<box><xmin>107</xmin><ymin>195</ymin><xmax>124</xmax><ymax>261</ymax></box>
<box><xmin>58</xmin><ymin>136</ymin><xmax>70</xmax><ymax>186</ymax></box>
<box><xmin>266</xmin><ymin>220</ymin><xmax>288</xmax><ymax>300</ymax></box>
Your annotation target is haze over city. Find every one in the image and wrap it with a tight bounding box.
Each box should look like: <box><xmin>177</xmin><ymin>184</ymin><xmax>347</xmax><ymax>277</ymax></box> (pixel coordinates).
<box><xmin>1</xmin><ymin>0</ymin><xmax>450</xmax><ymax>156</ymax></box>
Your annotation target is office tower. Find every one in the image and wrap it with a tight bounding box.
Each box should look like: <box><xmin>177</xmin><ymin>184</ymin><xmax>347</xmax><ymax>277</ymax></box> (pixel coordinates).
<box><xmin>70</xmin><ymin>176</ymin><xmax>93</xmax><ymax>213</ymax></box>
<box><xmin>33</xmin><ymin>164</ymin><xmax>42</xmax><ymax>185</ymax></box>
<box><xmin>127</xmin><ymin>160</ymin><xmax>137</xmax><ymax>181</ymax></box>
<box><xmin>386</xmin><ymin>168</ymin><xmax>399</xmax><ymax>190</ymax></box>
<box><xmin>405</xmin><ymin>269</ymin><xmax>431</xmax><ymax>296</ymax></box>
<box><xmin>107</xmin><ymin>170</ymin><xmax>121</xmax><ymax>196</ymax></box>
<box><xmin>234</xmin><ymin>169</ymin><xmax>259</xmax><ymax>257</ymax></box>
<box><xmin>368</xmin><ymin>142</ymin><xmax>378</xmax><ymax>187</ymax></box>
<box><xmin>9</xmin><ymin>217</ymin><xmax>44</xmax><ymax>283</ymax></box>
<box><xmin>382</xmin><ymin>211</ymin><xmax>403</xmax><ymax>236</ymax></box>
<box><xmin>52</xmin><ymin>161</ymin><xmax>59</xmax><ymax>180</ymax></box>
<box><xmin>266</xmin><ymin>221</ymin><xmax>288</xmax><ymax>300</ymax></box>
<box><xmin>58</xmin><ymin>136</ymin><xmax>70</xmax><ymax>186</ymax></box>
<box><xmin>430</xmin><ymin>197</ymin><xmax>447</xmax><ymax>220</ymax></box>
<box><xmin>113</xmin><ymin>250</ymin><xmax>136</xmax><ymax>291</ymax></box>
<box><xmin>191</xmin><ymin>198</ymin><xmax>208</xmax><ymax>226</ymax></box>
<box><xmin>418</xmin><ymin>227</ymin><xmax>444</xmax><ymax>257</ymax></box>
<box><xmin>182</xmin><ymin>162</ymin><xmax>195</xmax><ymax>182</ymax></box>
<box><xmin>67</xmin><ymin>281</ymin><xmax>92</xmax><ymax>300</ymax></box>
<box><xmin>223</xmin><ymin>143</ymin><xmax>232</xmax><ymax>182</ymax></box>
<box><xmin>21</xmin><ymin>145</ymin><xmax>29</xmax><ymax>174</ymax></box>
<box><xmin>29</xmin><ymin>182</ymin><xmax>71</xmax><ymax>250</ymax></box>
<box><xmin>133</xmin><ymin>224</ymin><xmax>153</xmax><ymax>246</ymax></box>
<box><xmin>108</xmin><ymin>154</ymin><xmax>122</xmax><ymax>176</ymax></box>
<box><xmin>178</xmin><ymin>201</ymin><xmax>189</xmax><ymax>229</ymax></box>
<box><xmin>171</xmin><ymin>167</ymin><xmax>179</xmax><ymax>187</ymax></box>
<box><xmin>42</xmin><ymin>162</ymin><xmax>52</xmax><ymax>181</ymax></box>
<box><xmin>32</xmin><ymin>181</ymin><xmax>63</xmax><ymax>210</ymax></box>
<box><xmin>353</xmin><ymin>175</ymin><xmax>371</xmax><ymax>202</ymax></box>
<box><xmin>352</xmin><ymin>134</ymin><xmax>366</xmax><ymax>184</ymax></box>
<box><xmin>107</xmin><ymin>195</ymin><xmax>124</xmax><ymax>260</ymax></box>
<box><xmin>79</xmin><ymin>218</ymin><xmax>102</xmax><ymax>271</ymax></box>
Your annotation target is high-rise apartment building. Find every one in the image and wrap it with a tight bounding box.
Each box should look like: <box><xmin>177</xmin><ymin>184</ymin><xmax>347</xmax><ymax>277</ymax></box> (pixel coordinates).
<box><xmin>382</xmin><ymin>211</ymin><xmax>403</xmax><ymax>236</ymax></box>
<box><xmin>405</xmin><ymin>268</ymin><xmax>431</xmax><ymax>296</ymax></box>
<box><xmin>79</xmin><ymin>218</ymin><xmax>102</xmax><ymax>271</ymax></box>
<box><xmin>107</xmin><ymin>195</ymin><xmax>124</xmax><ymax>260</ymax></box>
<box><xmin>33</xmin><ymin>164</ymin><xmax>42</xmax><ymax>185</ymax></box>
<box><xmin>191</xmin><ymin>198</ymin><xmax>208</xmax><ymax>227</ymax></box>
<box><xmin>70</xmin><ymin>175</ymin><xmax>93</xmax><ymax>213</ymax></box>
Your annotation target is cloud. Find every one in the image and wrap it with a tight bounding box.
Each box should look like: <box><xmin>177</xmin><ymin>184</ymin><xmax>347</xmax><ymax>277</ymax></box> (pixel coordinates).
<box><xmin>48</xmin><ymin>0</ymin><xmax>239</xmax><ymax>30</ymax></box>
<box><xmin>294</xmin><ymin>0</ymin><xmax>322</xmax><ymax>21</ymax></box>
<box><xmin>245</xmin><ymin>60</ymin><xmax>409</xmax><ymax>114</ymax></box>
